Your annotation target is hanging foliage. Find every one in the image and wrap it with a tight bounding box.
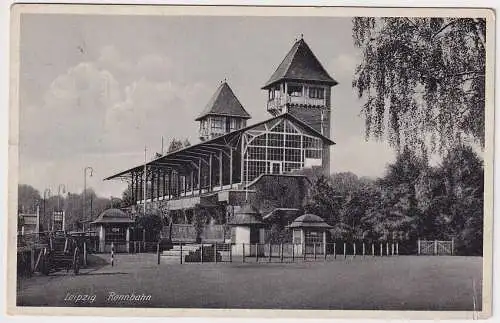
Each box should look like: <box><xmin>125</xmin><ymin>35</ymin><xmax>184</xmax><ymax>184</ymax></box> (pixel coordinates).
<box><xmin>352</xmin><ymin>17</ymin><xmax>486</xmax><ymax>154</ymax></box>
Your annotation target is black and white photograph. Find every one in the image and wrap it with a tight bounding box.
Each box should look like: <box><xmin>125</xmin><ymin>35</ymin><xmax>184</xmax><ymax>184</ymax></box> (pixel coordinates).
<box><xmin>6</xmin><ymin>4</ymin><xmax>494</xmax><ymax>319</ymax></box>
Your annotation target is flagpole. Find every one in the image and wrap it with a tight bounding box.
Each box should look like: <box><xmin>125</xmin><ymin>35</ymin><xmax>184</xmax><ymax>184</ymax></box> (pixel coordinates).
<box><xmin>143</xmin><ymin>145</ymin><xmax>147</xmax><ymax>216</ymax></box>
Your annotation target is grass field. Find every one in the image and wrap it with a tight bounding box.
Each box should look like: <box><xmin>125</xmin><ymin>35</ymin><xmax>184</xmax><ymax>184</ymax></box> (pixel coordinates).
<box><xmin>17</xmin><ymin>254</ymin><xmax>482</xmax><ymax>310</ymax></box>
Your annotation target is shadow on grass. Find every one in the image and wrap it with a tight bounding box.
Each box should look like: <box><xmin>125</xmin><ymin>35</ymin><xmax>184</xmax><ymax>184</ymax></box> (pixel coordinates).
<box><xmin>86</xmin><ymin>254</ymin><xmax>110</xmax><ymax>268</ymax></box>
<box><xmin>78</xmin><ymin>272</ymin><xmax>129</xmax><ymax>276</ymax></box>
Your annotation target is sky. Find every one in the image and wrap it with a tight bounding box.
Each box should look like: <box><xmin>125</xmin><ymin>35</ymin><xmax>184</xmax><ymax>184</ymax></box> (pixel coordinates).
<box><xmin>18</xmin><ymin>14</ymin><xmax>396</xmax><ymax>198</ymax></box>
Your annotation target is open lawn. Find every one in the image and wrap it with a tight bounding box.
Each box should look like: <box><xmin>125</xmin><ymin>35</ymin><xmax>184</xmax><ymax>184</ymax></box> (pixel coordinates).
<box><xmin>17</xmin><ymin>254</ymin><xmax>482</xmax><ymax>310</ymax></box>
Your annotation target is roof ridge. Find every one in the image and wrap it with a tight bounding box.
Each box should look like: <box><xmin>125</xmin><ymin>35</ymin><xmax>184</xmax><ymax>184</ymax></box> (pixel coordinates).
<box><xmin>262</xmin><ymin>38</ymin><xmax>337</xmax><ymax>89</ymax></box>
<box><xmin>195</xmin><ymin>82</ymin><xmax>251</xmax><ymax>121</ymax></box>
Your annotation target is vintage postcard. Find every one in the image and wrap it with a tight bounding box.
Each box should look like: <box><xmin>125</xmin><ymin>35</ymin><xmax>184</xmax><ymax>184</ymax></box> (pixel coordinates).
<box><xmin>6</xmin><ymin>3</ymin><xmax>495</xmax><ymax>319</ymax></box>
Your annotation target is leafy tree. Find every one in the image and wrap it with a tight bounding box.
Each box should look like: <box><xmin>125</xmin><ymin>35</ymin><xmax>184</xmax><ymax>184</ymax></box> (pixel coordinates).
<box><xmin>253</xmin><ymin>175</ymin><xmax>308</xmax><ymax>215</ymax></box>
<box><xmin>121</xmin><ymin>185</ymin><xmax>135</xmax><ymax>207</ymax></box>
<box><xmin>434</xmin><ymin>145</ymin><xmax>484</xmax><ymax>255</ymax></box>
<box><xmin>370</xmin><ymin>149</ymin><xmax>430</xmax><ymax>242</ymax></box>
<box><xmin>18</xmin><ymin>184</ymin><xmax>41</xmax><ymax>213</ymax></box>
<box><xmin>167</xmin><ymin>138</ymin><xmax>191</xmax><ymax>153</ymax></box>
<box><xmin>305</xmin><ymin>175</ymin><xmax>344</xmax><ymax>237</ymax></box>
<box><xmin>135</xmin><ymin>204</ymin><xmax>164</xmax><ymax>242</ymax></box>
<box><xmin>352</xmin><ymin>17</ymin><xmax>486</xmax><ymax>153</ymax></box>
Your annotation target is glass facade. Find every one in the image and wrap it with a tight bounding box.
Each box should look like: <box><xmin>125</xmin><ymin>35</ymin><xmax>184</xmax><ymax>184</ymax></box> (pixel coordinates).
<box><xmin>242</xmin><ymin>119</ymin><xmax>323</xmax><ymax>183</ymax></box>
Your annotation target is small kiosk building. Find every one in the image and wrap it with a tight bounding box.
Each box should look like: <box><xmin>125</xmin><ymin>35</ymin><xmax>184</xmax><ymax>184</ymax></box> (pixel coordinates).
<box><xmin>91</xmin><ymin>208</ymin><xmax>135</xmax><ymax>253</ymax></box>
<box><xmin>288</xmin><ymin>213</ymin><xmax>331</xmax><ymax>256</ymax></box>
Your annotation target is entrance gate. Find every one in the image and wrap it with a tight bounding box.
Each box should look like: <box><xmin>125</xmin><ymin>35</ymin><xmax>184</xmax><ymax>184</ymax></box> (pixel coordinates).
<box><xmin>418</xmin><ymin>239</ymin><xmax>454</xmax><ymax>255</ymax></box>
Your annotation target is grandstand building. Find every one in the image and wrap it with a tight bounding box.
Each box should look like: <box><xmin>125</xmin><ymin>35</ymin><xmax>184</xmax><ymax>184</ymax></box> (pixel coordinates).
<box><xmin>104</xmin><ymin>38</ymin><xmax>337</xmax><ymax>242</ymax></box>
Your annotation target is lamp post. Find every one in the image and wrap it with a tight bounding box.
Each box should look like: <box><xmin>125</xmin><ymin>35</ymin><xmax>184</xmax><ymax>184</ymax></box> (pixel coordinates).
<box><xmin>83</xmin><ymin>166</ymin><xmax>94</xmax><ymax>231</ymax></box>
<box><xmin>43</xmin><ymin>189</ymin><xmax>51</xmax><ymax>232</ymax></box>
<box><xmin>57</xmin><ymin>184</ymin><xmax>66</xmax><ymax>231</ymax></box>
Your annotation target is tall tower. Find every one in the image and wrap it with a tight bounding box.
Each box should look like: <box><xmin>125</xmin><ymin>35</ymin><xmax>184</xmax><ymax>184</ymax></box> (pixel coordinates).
<box><xmin>262</xmin><ymin>37</ymin><xmax>338</xmax><ymax>174</ymax></box>
<box><xmin>196</xmin><ymin>81</ymin><xmax>251</xmax><ymax>141</ymax></box>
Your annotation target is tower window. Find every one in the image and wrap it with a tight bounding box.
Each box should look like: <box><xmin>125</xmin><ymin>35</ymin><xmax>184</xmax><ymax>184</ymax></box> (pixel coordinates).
<box><xmin>287</xmin><ymin>85</ymin><xmax>303</xmax><ymax>97</ymax></box>
<box><xmin>309</xmin><ymin>87</ymin><xmax>324</xmax><ymax>99</ymax></box>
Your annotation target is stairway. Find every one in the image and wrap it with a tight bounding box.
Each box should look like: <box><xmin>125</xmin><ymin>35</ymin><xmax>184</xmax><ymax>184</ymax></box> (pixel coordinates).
<box><xmin>160</xmin><ymin>244</ymin><xmax>199</xmax><ymax>263</ymax></box>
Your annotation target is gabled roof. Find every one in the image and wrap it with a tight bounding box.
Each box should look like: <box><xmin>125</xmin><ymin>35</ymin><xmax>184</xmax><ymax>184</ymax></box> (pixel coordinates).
<box><xmin>195</xmin><ymin>82</ymin><xmax>251</xmax><ymax>121</ymax></box>
<box><xmin>104</xmin><ymin>112</ymin><xmax>335</xmax><ymax>181</ymax></box>
<box><xmin>262</xmin><ymin>38</ymin><xmax>338</xmax><ymax>89</ymax></box>
<box><xmin>287</xmin><ymin>213</ymin><xmax>332</xmax><ymax>229</ymax></box>
<box><xmin>91</xmin><ymin>208</ymin><xmax>134</xmax><ymax>224</ymax></box>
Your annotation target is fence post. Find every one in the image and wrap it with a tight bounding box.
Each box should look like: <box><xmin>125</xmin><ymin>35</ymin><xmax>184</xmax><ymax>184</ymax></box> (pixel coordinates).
<box><xmin>391</xmin><ymin>243</ymin><xmax>395</xmax><ymax>256</ymax></box>
<box><xmin>362</xmin><ymin>242</ymin><xmax>365</xmax><ymax>258</ymax></box>
<box><xmin>180</xmin><ymin>243</ymin><xmax>183</xmax><ymax>264</ymax></box>
<box><xmin>303</xmin><ymin>244</ymin><xmax>306</xmax><ymax>261</ymax></box>
<box><xmin>280</xmin><ymin>243</ymin><xmax>284</xmax><ymax>263</ymax></box>
<box><xmin>313</xmin><ymin>243</ymin><xmax>317</xmax><ymax>260</ymax></box>
<box><xmin>324</xmin><ymin>243</ymin><xmax>327</xmax><ymax>260</ymax></box>
<box><xmin>372</xmin><ymin>243</ymin><xmax>375</xmax><ymax>257</ymax></box>
<box><xmin>30</xmin><ymin>248</ymin><xmax>35</xmax><ymax>272</ymax></box>
<box><xmin>230</xmin><ymin>244</ymin><xmax>233</xmax><ymax>262</ymax></box>
<box><xmin>214</xmin><ymin>243</ymin><xmax>218</xmax><ymax>263</ymax></box>
<box><xmin>242</xmin><ymin>243</ymin><xmax>245</xmax><ymax>263</ymax></box>
<box><xmin>451</xmin><ymin>238</ymin><xmax>454</xmax><ymax>256</ymax></box>
<box><xmin>333</xmin><ymin>242</ymin><xmax>336</xmax><ymax>259</ymax></box>
<box><xmin>111</xmin><ymin>242</ymin><xmax>114</xmax><ymax>267</ymax></box>
<box><xmin>83</xmin><ymin>241</ymin><xmax>87</xmax><ymax>267</ymax></box>
<box><xmin>269</xmin><ymin>243</ymin><xmax>272</xmax><ymax>263</ymax></box>
<box><xmin>386</xmin><ymin>242</ymin><xmax>389</xmax><ymax>256</ymax></box>
<box><xmin>380</xmin><ymin>242</ymin><xmax>383</xmax><ymax>256</ymax></box>
<box><xmin>417</xmin><ymin>238</ymin><xmax>421</xmax><ymax>255</ymax></box>
<box><xmin>434</xmin><ymin>240</ymin><xmax>438</xmax><ymax>256</ymax></box>
<box><xmin>142</xmin><ymin>228</ymin><xmax>146</xmax><ymax>251</ymax></box>
<box><xmin>292</xmin><ymin>243</ymin><xmax>295</xmax><ymax>262</ymax></box>
<box><xmin>157</xmin><ymin>242</ymin><xmax>160</xmax><ymax>265</ymax></box>
<box><xmin>353</xmin><ymin>242</ymin><xmax>356</xmax><ymax>258</ymax></box>
<box><xmin>256</xmin><ymin>243</ymin><xmax>259</xmax><ymax>263</ymax></box>
<box><xmin>201</xmin><ymin>244</ymin><xmax>204</xmax><ymax>263</ymax></box>
<box><xmin>396</xmin><ymin>242</ymin><xmax>399</xmax><ymax>255</ymax></box>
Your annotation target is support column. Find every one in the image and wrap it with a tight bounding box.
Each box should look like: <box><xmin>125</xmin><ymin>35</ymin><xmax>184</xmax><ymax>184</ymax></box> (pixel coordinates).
<box><xmin>219</xmin><ymin>150</ymin><xmax>223</xmax><ymax>189</ymax></box>
<box><xmin>156</xmin><ymin>169</ymin><xmax>160</xmax><ymax>200</ymax></box>
<box><xmin>209</xmin><ymin>154</ymin><xmax>213</xmax><ymax>192</ymax></box>
<box><xmin>126</xmin><ymin>227</ymin><xmax>130</xmax><ymax>253</ymax></box>
<box><xmin>138</xmin><ymin>172</ymin><xmax>143</xmax><ymax>204</ymax></box>
<box><xmin>130</xmin><ymin>174</ymin><xmax>135</xmax><ymax>204</ymax></box>
<box><xmin>191</xmin><ymin>170</ymin><xmax>194</xmax><ymax>196</ymax></box>
<box><xmin>162</xmin><ymin>170</ymin><xmax>166</xmax><ymax>199</ymax></box>
<box><xmin>229</xmin><ymin>148</ymin><xmax>233</xmax><ymax>188</ymax></box>
<box><xmin>176</xmin><ymin>172</ymin><xmax>181</xmax><ymax>197</ymax></box>
<box><xmin>168</xmin><ymin>170</ymin><xmax>172</xmax><ymax>199</ymax></box>
<box><xmin>198</xmin><ymin>159</ymin><xmax>202</xmax><ymax>195</ymax></box>
<box><xmin>135</xmin><ymin>172</ymin><xmax>140</xmax><ymax>203</ymax></box>
<box><xmin>150</xmin><ymin>171</ymin><xmax>155</xmax><ymax>201</ymax></box>
<box><xmin>323</xmin><ymin>231</ymin><xmax>327</xmax><ymax>256</ymax></box>
<box><xmin>99</xmin><ymin>225</ymin><xmax>105</xmax><ymax>253</ymax></box>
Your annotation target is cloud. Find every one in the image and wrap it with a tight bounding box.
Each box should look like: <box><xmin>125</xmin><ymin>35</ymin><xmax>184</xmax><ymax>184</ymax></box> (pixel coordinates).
<box><xmin>19</xmin><ymin>46</ymin><xmax>211</xmax><ymax>195</ymax></box>
<box><xmin>327</xmin><ymin>53</ymin><xmax>359</xmax><ymax>84</ymax></box>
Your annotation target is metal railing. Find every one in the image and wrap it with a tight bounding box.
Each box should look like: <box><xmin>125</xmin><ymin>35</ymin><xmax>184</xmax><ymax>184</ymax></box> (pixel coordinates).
<box><xmin>156</xmin><ymin>241</ymin><xmax>402</xmax><ymax>265</ymax></box>
<box><xmin>267</xmin><ymin>95</ymin><xmax>326</xmax><ymax>111</ymax></box>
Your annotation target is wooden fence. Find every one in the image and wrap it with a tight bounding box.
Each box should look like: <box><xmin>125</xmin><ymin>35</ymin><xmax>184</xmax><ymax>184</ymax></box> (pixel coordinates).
<box><xmin>417</xmin><ymin>239</ymin><xmax>454</xmax><ymax>255</ymax></box>
<box><xmin>167</xmin><ymin>224</ymin><xmax>227</xmax><ymax>243</ymax></box>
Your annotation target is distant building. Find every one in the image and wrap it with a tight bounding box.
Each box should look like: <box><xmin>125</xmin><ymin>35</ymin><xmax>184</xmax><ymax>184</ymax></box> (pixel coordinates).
<box><xmin>18</xmin><ymin>206</ymin><xmax>40</xmax><ymax>234</ymax></box>
<box><xmin>105</xmin><ymin>37</ymin><xmax>337</xmax><ymax>243</ymax></box>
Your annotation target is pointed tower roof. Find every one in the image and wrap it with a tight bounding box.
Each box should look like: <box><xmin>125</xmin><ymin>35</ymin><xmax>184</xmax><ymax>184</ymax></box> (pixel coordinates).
<box><xmin>262</xmin><ymin>38</ymin><xmax>338</xmax><ymax>89</ymax></box>
<box><xmin>195</xmin><ymin>82</ymin><xmax>251</xmax><ymax>121</ymax></box>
